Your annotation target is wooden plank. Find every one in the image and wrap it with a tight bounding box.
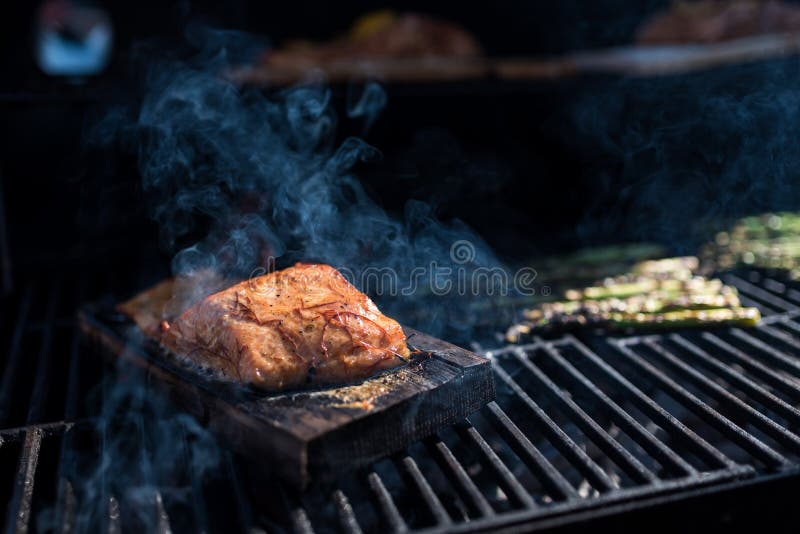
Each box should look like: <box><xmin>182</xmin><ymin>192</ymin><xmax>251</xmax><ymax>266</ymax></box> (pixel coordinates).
<box><xmin>78</xmin><ymin>302</ymin><xmax>495</xmax><ymax>490</ymax></box>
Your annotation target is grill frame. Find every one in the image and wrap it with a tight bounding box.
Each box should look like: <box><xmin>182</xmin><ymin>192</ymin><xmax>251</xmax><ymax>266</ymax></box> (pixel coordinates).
<box><xmin>3</xmin><ymin>268</ymin><xmax>800</xmax><ymax>532</ymax></box>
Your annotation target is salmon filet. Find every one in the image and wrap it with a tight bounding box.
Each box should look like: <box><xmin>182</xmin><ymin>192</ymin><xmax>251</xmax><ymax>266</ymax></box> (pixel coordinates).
<box><xmin>124</xmin><ymin>263</ymin><xmax>410</xmax><ymax>390</ymax></box>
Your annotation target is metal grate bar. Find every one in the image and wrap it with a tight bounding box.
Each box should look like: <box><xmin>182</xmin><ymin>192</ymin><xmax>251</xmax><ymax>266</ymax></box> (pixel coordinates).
<box><xmin>4</xmin><ymin>428</ymin><xmax>42</xmax><ymax>534</ymax></box>
<box><xmin>276</xmin><ymin>482</ymin><xmax>313</xmax><ymax>534</ymax></box>
<box><xmin>758</xmin><ymin>275</ymin><xmax>788</xmax><ymax>294</ymax></box>
<box><xmin>394</xmin><ymin>455</ymin><xmax>451</xmax><ymax>527</ymax></box>
<box><xmin>670</xmin><ymin>334</ymin><xmax>800</xmax><ymax>427</ymax></box>
<box><xmin>510</xmin><ymin>348</ymin><xmax>657</xmax><ymax>484</ymax></box>
<box><xmin>564</xmin><ymin>335</ymin><xmax>735</xmax><ymax>470</ymax></box>
<box><xmin>107</xmin><ymin>495</ymin><xmax>121</xmax><ymax>534</ymax></box>
<box><xmin>729</xmin><ymin>329</ymin><xmax>800</xmax><ymax>379</ymax></box>
<box><xmin>56</xmin><ymin>318</ymin><xmax>82</xmax><ymax>532</ymax></box>
<box><xmin>611</xmin><ymin>340</ymin><xmax>787</xmax><ymax>469</ymax></box>
<box><xmin>757</xmin><ymin>323</ymin><xmax>800</xmax><ymax>351</ymax></box>
<box><xmin>55</xmin><ymin>432</ymin><xmax>78</xmax><ymax>534</ymax></box>
<box><xmin>701</xmin><ymin>332</ymin><xmax>800</xmax><ymax>402</ymax></box>
<box><xmin>426</xmin><ymin>437</ymin><xmax>495</xmax><ymax>518</ymax></box>
<box><xmin>54</xmin><ymin>284</ymin><xmax>86</xmax><ymax>534</ymax></box>
<box><xmin>26</xmin><ymin>281</ymin><xmax>60</xmax><ymax>423</ymax></box>
<box><xmin>539</xmin><ymin>342</ymin><xmax>697</xmax><ymax>478</ymax></box>
<box><xmin>332</xmin><ymin>489</ymin><xmax>363</xmax><ymax>534</ymax></box>
<box><xmin>0</xmin><ymin>422</ymin><xmax>74</xmax><ymax>442</ymax></box>
<box><xmin>0</xmin><ymin>285</ymin><xmax>34</xmax><ymax>425</ymax></box>
<box><xmin>492</xmin><ymin>365</ymin><xmax>616</xmax><ymax>492</ymax></box>
<box><xmin>722</xmin><ymin>274</ymin><xmax>798</xmax><ymax>312</ymax></box>
<box><xmin>643</xmin><ymin>339</ymin><xmax>800</xmax><ymax>455</ymax></box>
<box><xmin>775</xmin><ymin>315</ymin><xmax>800</xmax><ymax>337</ymax></box>
<box><xmin>454</xmin><ymin>421</ymin><xmax>537</xmax><ymax>509</ymax></box>
<box><xmin>289</xmin><ymin>506</ymin><xmax>313</xmax><ymax>534</ymax></box>
<box><xmin>56</xmin><ymin>478</ymin><xmax>74</xmax><ymax>534</ymax></box>
<box><xmin>153</xmin><ymin>491</ymin><xmax>171</xmax><ymax>534</ymax></box>
<box><xmin>483</xmin><ymin>402</ymin><xmax>578</xmax><ymax>501</ymax></box>
<box><xmin>756</xmin><ymin>275</ymin><xmax>800</xmax><ymax>304</ymax></box>
<box><xmin>366</xmin><ymin>470</ymin><xmax>408</xmax><ymax>532</ymax></box>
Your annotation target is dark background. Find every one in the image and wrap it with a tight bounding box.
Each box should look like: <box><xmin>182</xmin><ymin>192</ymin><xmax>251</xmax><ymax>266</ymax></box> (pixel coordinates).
<box><xmin>3</xmin><ymin>0</ymin><xmax>800</xmax><ymax>276</ymax></box>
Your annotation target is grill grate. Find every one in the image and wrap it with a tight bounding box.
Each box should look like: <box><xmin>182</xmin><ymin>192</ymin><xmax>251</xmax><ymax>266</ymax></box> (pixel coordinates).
<box><xmin>2</xmin><ymin>269</ymin><xmax>800</xmax><ymax>532</ymax></box>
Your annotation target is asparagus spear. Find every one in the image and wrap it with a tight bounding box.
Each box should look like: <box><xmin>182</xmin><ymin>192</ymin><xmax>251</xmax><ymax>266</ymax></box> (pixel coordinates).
<box><xmin>565</xmin><ymin>276</ymin><xmax>723</xmax><ymax>301</ymax></box>
<box><xmin>506</xmin><ymin>306</ymin><xmax>761</xmax><ymax>342</ymax></box>
<box><xmin>606</xmin><ymin>307</ymin><xmax>761</xmax><ymax>330</ymax></box>
<box><xmin>524</xmin><ymin>290</ymin><xmax>740</xmax><ymax>321</ymax></box>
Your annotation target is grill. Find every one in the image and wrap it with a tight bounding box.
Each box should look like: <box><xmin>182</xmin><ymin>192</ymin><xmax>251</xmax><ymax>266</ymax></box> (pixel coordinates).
<box><xmin>3</xmin><ymin>268</ymin><xmax>800</xmax><ymax>532</ymax></box>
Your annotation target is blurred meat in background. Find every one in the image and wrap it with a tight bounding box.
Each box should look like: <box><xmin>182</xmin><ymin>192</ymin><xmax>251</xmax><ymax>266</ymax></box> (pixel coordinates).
<box><xmin>637</xmin><ymin>0</ymin><xmax>800</xmax><ymax>44</ymax></box>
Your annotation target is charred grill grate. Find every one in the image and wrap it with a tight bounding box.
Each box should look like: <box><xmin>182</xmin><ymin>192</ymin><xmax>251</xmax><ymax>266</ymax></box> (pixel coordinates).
<box><xmin>2</xmin><ymin>269</ymin><xmax>800</xmax><ymax>532</ymax></box>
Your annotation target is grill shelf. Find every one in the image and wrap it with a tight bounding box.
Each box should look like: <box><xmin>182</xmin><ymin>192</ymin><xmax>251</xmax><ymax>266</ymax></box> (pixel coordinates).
<box><xmin>3</xmin><ymin>269</ymin><xmax>800</xmax><ymax>532</ymax></box>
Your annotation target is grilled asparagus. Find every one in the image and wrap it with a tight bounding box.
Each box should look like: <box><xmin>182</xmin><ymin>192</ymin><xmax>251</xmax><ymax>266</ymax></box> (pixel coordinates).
<box><xmin>607</xmin><ymin>307</ymin><xmax>760</xmax><ymax>330</ymax></box>
<box><xmin>506</xmin><ymin>255</ymin><xmax>760</xmax><ymax>342</ymax></box>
